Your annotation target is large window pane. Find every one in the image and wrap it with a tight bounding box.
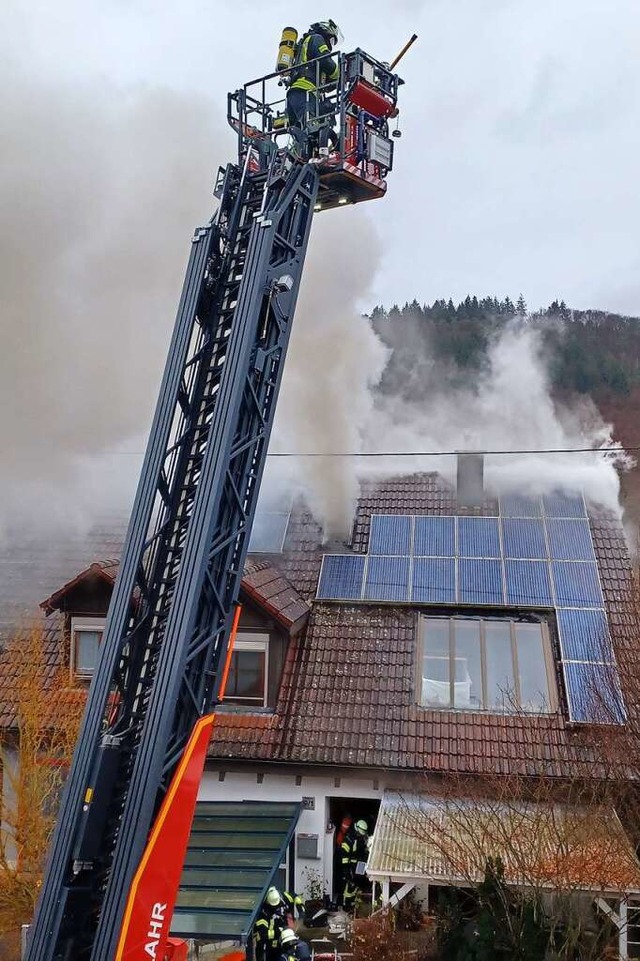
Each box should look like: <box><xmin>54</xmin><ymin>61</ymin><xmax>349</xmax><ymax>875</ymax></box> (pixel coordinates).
<box><xmin>485</xmin><ymin>622</ymin><xmax>516</xmax><ymax>710</ymax></box>
<box><xmin>422</xmin><ymin>619</ymin><xmax>451</xmax><ymax>707</ymax></box>
<box><xmin>454</xmin><ymin>621</ymin><xmax>482</xmax><ymax>709</ymax></box>
<box><xmin>515</xmin><ymin>622</ymin><xmax>549</xmax><ymax>711</ymax></box>
<box><xmin>419</xmin><ymin>615</ymin><xmax>553</xmax><ymax>715</ymax></box>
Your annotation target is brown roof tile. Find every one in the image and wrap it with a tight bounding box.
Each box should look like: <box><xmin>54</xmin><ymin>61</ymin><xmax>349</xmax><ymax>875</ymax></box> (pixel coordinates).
<box><xmin>209</xmin><ymin>476</ymin><xmax>640</xmax><ymax>777</ymax></box>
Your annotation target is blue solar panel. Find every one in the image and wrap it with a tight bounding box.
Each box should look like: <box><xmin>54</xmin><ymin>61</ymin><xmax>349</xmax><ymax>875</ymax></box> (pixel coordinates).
<box><xmin>501</xmin><ymin>519</ymin><xmax>547</xmax><ymax>559</ymax></box>
<box><xmin>411</xmin><ymin>557</ymin><xmax>456</xmax><ymax>603</ymax></box>
<box><xmin>499</xmin><ymin>494</ymin><xmax>542</xmax><ymax>517</ymax></box>
<box><xmin>557</xmin><ymin>608</ymin><xmax>613</xmax><ymax>663</ymax></box>
<box><xmin>545</xmin><ymin>519</ymin><xmax>595</xmax><ymax>561</ymax></box>
<box><xmin>364</xmin><ymin>556</ymin><xmax>411</xmax><ymax>601</ymax></box>
<box><xmin>543</xmin><ymin>492</ymin><xmax>586</xmax><ymax>518</ymax></box>
<box><xmin>504</xmin><ymin>560</ymin><xmax>553</xmax><ymax>607</ymax></box>
<box><xmin>457</xmin><ymin>517</ymin><xmax>500</xmax><ymax>558</ymax></box>
<box><xmin>563</xmin><ymin>661</ymin><xmax>625</xmax><ymax>723</ymax></box>
<box><xmin>458</xmin><ymin>559</ymin><xmax>504</xmax><ymax>605</ymax></box>
<box><xmin>369</xmin><ymin>514</ymin><xmax>411</xmax><ymax>555</ymax></box>
<box><xmin>551</xmin><ymin>562</ymin><xmax>603</xmax><ymax>608</ymax></box>
<box><xmin>413</xmin><ymin>516</ymin><xmax>455</xmax><ymax>556</ymax></box>
<box><xmin>317</xmin><ymin>555</ymin><xmax>365</xmax><ymax>600</ymax></box>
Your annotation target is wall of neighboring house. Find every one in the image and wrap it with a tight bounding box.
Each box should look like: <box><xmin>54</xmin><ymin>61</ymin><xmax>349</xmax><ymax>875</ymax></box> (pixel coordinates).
<box><xmin>199</xmin><ymin>766</ymin><xmax>401</xmax><ymax>899</ymax></box>
<box><xmin>0</xmin><ymin>741</ymin><xmax>19</xmax><ymax>865</ymax></box>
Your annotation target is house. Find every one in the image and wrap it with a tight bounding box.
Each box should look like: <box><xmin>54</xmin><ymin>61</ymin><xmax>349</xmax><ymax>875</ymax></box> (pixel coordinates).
<box><xmin>3</xmin><ymin>463</ymin><xmax>640</xmax><ymax>955</ymax></box>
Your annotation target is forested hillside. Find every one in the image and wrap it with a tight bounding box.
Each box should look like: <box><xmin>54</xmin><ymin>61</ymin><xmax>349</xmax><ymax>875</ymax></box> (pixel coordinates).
<box><xmin>371</xmin><ymin>297</ymin><xmax>640</xmax><ymax>399</ymax></box>
<box><xmin>370</xmin><ymin>297</ymin><xmax>640</xmax><ymax>522</ymax></box>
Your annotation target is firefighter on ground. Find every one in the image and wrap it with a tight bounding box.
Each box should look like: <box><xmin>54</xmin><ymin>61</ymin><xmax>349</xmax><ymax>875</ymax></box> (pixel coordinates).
<box><xmin>278</xmin><ymin>928</ymin><xmax>312</xmax><ymax>961</ymax></box>
<box><xmin>340</xmin><ymin>818</ymin><xmax>370</xmax><ymax>912</ymax></box>
<box><xmin>286</xmin><ymin>19</ymin><xmax>341</xmax><ymax>158</ymax></box>
<box><xmin>253</xmin><ymin>886</ymin><xmax>290</xmax><ymax>961</ymax></box>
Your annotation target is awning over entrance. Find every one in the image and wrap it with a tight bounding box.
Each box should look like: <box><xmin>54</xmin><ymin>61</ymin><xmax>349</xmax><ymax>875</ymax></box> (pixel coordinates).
<box><xmin>367</xmin><ymin>791</ymin><xmax>640</xmax><ymax>895</ymax></box>
<box><xmin>171</xmin><ymin>800</ymin><xmax>301</xmax><ymax>942</ymax></box>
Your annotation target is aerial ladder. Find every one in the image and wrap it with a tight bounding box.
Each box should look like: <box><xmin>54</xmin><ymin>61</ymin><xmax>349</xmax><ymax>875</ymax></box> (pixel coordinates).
<box><xmin>25</xmin><ymin>34</ymin><xmax>411</xmax><ymax>961</ymax></box>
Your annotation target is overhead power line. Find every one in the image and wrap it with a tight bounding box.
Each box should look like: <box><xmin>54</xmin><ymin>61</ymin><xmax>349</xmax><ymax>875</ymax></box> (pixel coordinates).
<box><xmin>266</xmin><ymin>446</ymin><xmax>636</xmax><ymax>458</ymax></box>
<box><xmin>105</xmin><ymin>445</ymin><xmax>637</xmax><ymax>458</ymax></box>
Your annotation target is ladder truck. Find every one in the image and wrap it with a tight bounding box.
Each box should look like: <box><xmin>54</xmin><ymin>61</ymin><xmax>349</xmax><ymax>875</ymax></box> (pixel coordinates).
<box><xmin>26</xmin><ymin>38</ymin><xmax>409</xmax><ymax>961</ymax></box>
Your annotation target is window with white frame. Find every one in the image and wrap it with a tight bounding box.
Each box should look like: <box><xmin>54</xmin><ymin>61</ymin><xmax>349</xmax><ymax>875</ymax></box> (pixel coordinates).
<box><xmin>419</xmin><ymin>615</ymin><xmax>555</xmax><ymax>713</ymax></box>
<box><xmin>71</xmin><ymin>617</ymin><xmax>105</xmax><ymax>677</ymax></box>
<box><xmin>224</xmin><ymin>633</ymin><xmax>269</xmax><ymax>707</ymax></box>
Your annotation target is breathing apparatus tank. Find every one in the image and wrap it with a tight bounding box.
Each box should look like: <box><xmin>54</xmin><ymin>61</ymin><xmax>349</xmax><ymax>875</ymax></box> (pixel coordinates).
<box><xmin>276</xmin><ymin>26</ymin><xmax>298</xmax><ymax>73</ymax></box>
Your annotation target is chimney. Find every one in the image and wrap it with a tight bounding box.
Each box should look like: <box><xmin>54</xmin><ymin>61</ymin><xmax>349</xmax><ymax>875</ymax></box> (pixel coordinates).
<box><xmin>457</xmin><ymin>453</ymin><xmax>484</xmax><ymax>508</ymax></box>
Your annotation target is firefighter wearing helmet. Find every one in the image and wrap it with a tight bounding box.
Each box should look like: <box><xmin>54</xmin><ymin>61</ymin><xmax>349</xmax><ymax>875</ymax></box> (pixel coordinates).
<box><xmin>340</xmin><ymin>819</ymin><xmax>370</xmax><ymax>912</ymax></box>
<box><xmin>253</xmin><ymin>885</ymin><xmax>305</xmax><ymax>961</ymax></box>
<box><xmin>278</xmin><ymin>927</ymin><xmax>312</xmax><ymax>961</ymax></box>
<box><xmin>253</xmin><ymin>887</ymin><xmax>288</xmax><ymax>961</ymax></box>
<box><xmin>284</xmin><ymin>19</ymin><xmax>342</xmax><ymax>159</ymax></box>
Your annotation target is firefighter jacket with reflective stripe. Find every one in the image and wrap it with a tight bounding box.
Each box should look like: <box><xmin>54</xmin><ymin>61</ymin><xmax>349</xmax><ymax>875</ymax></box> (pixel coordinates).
<box><xmin>254</xmin><ymin>906</ymin><xmax>287</xmax><ymax>951</ymax></box>
<box><xmin>290</xmin><ymin>32</ymin><xmax>339</xmax><ymax>92</ymax></box>
<box><xmin>282</xmin><ymin>890</ymin><xmax>305</xmax><ymax>916</ymax></box>
<box><xmin>340</xmin><ymin>831</ymin><xmax>367</xmax><ymax>869</ymax></box>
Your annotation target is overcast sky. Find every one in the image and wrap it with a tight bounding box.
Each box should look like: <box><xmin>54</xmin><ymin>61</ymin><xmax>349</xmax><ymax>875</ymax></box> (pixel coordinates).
<box><xmin>1</xmin><ymin>0</ymin><xmax>638</xmax><ymax>537</ymax></box>
<box><xmin>5</xmin><ymin>0</ymin><xmax>640</xmax><ymax>315</ymax></box>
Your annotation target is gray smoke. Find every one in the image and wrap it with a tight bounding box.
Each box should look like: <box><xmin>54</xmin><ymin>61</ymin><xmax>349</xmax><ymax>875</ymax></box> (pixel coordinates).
<box><xmin>0</xmin><ymin>63</ymin><xmax>230</xmax><ymax>539</ymax></box>
<box><xmin>271</xmin><ymin>209</ymin><xmax>389</xmax><ymax>538</ymax></box>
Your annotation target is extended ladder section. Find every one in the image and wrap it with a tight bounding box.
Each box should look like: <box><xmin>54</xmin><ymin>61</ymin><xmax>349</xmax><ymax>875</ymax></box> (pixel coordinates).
<box><xmin>26</xmin><ymin>151</ymin><xmax>319</xmax><ymax>961</ymax></box>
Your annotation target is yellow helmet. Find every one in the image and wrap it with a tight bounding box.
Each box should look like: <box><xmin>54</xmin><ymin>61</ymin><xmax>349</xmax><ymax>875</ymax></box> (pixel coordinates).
<box><xmin>266</xmin><ymin>886</ymin><xmax>282</xmax><ymax>907</ymax></box>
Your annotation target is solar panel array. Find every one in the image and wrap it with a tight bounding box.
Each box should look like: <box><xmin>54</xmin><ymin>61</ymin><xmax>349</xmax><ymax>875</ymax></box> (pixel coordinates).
<box><xmin>317</xmin><ymin>493</ymin><xmax>625</xmax><ymax>724</ymax></box>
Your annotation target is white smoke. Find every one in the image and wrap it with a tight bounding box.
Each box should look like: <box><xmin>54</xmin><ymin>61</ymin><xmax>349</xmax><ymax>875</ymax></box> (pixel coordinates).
<box><xmin>270</xmin><ymin>308</ymin><xmax>631</xmax><ymax>534</ymax></box>
<box><xmin>0</xmin><ymin>63</ymin><xmax>230</xmax><ymax>540</ymax></box>
<box><xmin>362</xmin><ymin>322</ymin><xmax>632</xmax><ymax>513</ymax></box>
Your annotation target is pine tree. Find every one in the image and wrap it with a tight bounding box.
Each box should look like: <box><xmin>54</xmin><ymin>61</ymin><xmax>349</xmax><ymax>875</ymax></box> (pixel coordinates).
<box><xmin>516</xmin><ymin>294</ymin><xmax>527</xmax><ymax>316</ymax></box>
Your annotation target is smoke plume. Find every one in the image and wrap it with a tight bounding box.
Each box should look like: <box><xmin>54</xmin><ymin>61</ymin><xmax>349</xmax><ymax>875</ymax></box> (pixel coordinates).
<box><xmin>270</xmin><ymin>303</ymin><xmax>631</xmax><ymax>536</ymax></box>
<box><xmin>362</xmin><ymin>321</ymin><xmax>631</xmax><ymax>512</ymax></box>
<box><xmin>271</xmin><ymin>211</ymin><xmax>389</xmax><ymax>538</ymax></box>
<box><xmin>0</xmin><ymin>63</ymin><xmax>229</xmax><ymax>539</ymax></box>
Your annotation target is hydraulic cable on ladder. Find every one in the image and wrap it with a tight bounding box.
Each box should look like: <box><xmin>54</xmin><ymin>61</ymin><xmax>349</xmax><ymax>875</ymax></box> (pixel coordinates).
<box><xmin>25</xmin><ymin>39</ymin><xmax>407</xmax><ymax>961</ymax></box>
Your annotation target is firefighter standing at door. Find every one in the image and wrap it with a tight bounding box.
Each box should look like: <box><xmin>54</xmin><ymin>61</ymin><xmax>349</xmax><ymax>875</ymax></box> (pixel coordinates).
<box><xmin>340</xmin><ymin>819</ymin><xmax>370</xmax><ymax>912</ymax></box>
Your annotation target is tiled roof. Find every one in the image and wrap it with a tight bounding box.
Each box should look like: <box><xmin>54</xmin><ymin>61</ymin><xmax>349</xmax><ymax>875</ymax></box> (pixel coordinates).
<box><xmin>38</xmin><ymin>557</ymin><xmax>309</xmax><ymax>634</ymax></box>
<box><xmin>40</xmin><ymin>560</ymin><xmax>120</xmax><ymax>615</ymax></box>
<box><xmin>241</xmin><ymin>560</ymin><xmax>310</xmax><ymax>634</ymax></box>
<box><xmin>0</xmin><ymin>551</ymin><xmax>307</xmax><ymax>731</ymax></box>
<box><xmin>0</xmin><ymin>619</ymin><xmax>67</xmax><ymax>728</ymax></box>
<box><xmin>208</xmin><ymin>474</ymin><xmax>639</xmax><ymax>776</ymax></box>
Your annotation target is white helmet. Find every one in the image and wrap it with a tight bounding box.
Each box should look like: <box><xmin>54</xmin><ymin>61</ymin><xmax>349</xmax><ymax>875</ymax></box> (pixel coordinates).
<box><xmin>266</xmin><ymin>886</ymin><xmax>282</xmax><ymax>907</ymax></box>
<box><xmin>355</xmin><ymin>819</ymin><xmax>368</xmax><ymax>834</ymax></box>
<box><xmin>280</xmin><ymin>928</ymin><xmax>298</xmax><ymax>945</ymax></box>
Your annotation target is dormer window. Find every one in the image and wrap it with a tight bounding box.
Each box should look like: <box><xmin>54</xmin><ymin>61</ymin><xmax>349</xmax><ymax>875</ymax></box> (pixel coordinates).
<box><xmin>71</xmin><ymin>617</ymin><xmax>105</xmax><ymax>678</ymax></box>
<box><xmin>224</xmin><ymin>633</ymin><xmax>269</xmax><ymax>707</ymax></box>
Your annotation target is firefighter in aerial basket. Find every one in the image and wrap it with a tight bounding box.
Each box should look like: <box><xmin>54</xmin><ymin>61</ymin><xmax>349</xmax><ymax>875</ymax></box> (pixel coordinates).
<box><xmin>276</xmin><ymin>20</ymin><xmax>342</xmax><ymax>160</ymax></box>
